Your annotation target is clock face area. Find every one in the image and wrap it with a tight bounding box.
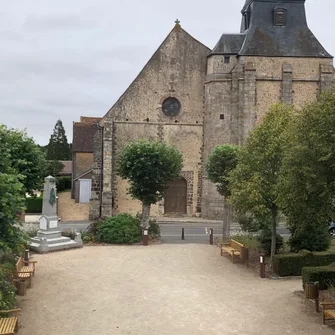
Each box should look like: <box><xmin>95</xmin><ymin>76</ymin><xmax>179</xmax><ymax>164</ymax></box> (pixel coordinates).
<box><xmin>162</xmin><ymin>97</ymin><xmax>181</xmax><ymax>117</ymax></box>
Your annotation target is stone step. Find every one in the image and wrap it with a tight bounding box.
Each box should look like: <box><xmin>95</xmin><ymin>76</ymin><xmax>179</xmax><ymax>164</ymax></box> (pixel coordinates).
<box><xmin>30</xmin><ymin>236</ymin><xmax>72</xmax><ymax>245</ymax></box>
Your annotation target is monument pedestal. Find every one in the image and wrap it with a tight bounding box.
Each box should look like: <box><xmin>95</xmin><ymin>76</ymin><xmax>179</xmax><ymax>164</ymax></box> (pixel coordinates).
<box><xmin>29</xmin><ymin>176</ymin><xmax>83</xmax><ymax>253</ymax></box>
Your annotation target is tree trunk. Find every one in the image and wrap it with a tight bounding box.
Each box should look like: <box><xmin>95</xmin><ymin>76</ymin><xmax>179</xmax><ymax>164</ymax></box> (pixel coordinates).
<box><xmin>270</xmin><ymin>206</ymin><xmax>277</xmax><ymax>264</ymax></box>
<box><xmin>222</xmin><ymin>198</ymin><xmax>231</xmax><ymax>240</ymax></box>
<box><xmin>141</xmin><ymin>202</ymin><xmax>151</xmax><ymax>230</ymax></box>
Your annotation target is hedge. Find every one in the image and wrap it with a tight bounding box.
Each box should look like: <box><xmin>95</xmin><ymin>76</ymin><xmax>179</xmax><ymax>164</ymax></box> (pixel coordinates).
<box><xmin>302</xmin><ymin>265</ymin><xmax>335</xmax><ymax>290</ymax></box>
<box><xmin>26</xmin><ymin>197</ymin><xmax>43</xmax><ymax>213</ymax></box>
<box><xmin>273</xmin><ymin>250</ymin><xmax>335</xmax><ymax>277</ymax></box>
<box><xmin>56</xmin><ymin>176</ymin><xmax>72</xmax><ymax>192</ymax></box>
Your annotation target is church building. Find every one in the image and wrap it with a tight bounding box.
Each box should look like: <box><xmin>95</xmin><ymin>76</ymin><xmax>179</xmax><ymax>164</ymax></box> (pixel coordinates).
<box><xmin>87</xmin><ymin>0</ymin><xmax>334</xmax><ymax>220</ymax></box>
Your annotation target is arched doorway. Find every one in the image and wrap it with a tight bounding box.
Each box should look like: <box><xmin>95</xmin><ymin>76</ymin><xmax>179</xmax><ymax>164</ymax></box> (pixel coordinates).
<box><xmin>164</xmin><ymin>178</ymin><xmax>187</xmax><ymax>214</ymax></box>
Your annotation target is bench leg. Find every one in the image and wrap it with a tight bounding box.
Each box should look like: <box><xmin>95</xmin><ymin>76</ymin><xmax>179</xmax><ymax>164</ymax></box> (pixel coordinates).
<box><xmin>322</xmin><ymin>312</ymin><xmax>326</xmax><ymax>325</ymax></box>
<box><xmin>232</xmin><ymin>254</ymin><xmax>235</xmax><ymax>264</ymax></box>
<box><xmin>221</xmin><ymin>248</ymin><xmax>223</xmax><ymax>256</ymax></box>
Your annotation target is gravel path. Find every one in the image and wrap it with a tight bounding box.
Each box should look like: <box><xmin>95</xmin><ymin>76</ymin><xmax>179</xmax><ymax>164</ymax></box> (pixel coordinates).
<box><xmin>18</xmin><ymin>245</ymin><xmax>334</xmax><ymax>335</ymax></box>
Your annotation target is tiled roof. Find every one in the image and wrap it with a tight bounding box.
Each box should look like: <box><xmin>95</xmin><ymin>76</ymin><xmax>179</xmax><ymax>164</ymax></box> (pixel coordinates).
<box><xmin>73</xmin><ymin>122</ymin><xmax>99</xmax><ymax>153</ymax></box>
<box><xmin>59</xmin><ymin>161</ymin><xmax>72</xmax><ymax>175</ymax></box>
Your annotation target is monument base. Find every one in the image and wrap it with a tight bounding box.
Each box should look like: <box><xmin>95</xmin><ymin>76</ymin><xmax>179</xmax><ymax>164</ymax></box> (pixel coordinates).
<box><xmin>29</xmin><ymin>230</ymin><xmax>83</xmax><ymax>254</ymax></box>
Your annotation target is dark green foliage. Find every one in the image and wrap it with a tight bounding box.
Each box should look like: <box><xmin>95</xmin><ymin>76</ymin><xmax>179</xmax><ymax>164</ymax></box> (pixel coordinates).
<box><xmin>257</xmin><ymin>229</ymin><xmax>284</xmax><ymax>255</ymax></box>
<box><xmin>96</xmin><ymin>214</ymin><xmax>142</xmax><ymax>244</ymax></box>
<box><xmin>56</xmin><ymin>176</ymin><xmax>72</xmax><ymax>192</ymax></box>
<box><xmin>302</xmin><ymin>265</ymin><xmax>335</xmax><ymax>290</ymax></box>
<box><xmin>273</xmin><ymin>251</ymin><xmax>335</xmax><ymax>277</ymax></box>
<box><xmin>0</xmin><ymin>124</ymin><xmax>46</xmax><ymax>194</ymax></box>
<box><xmin>26</xmin><ymin>196</ymin><xmax>43</xmax><ymax>213</ymax></box>
<box><xmin>289</xmin><ymin>223</ymin><xmax>331</xmax><ymax>252</ymax></box>
<box><xmin>206</xmin><ymin>144</ymin><xmax>240</xmax><ymax>197</ymax></box>
<box><xmin>0</xmin><ymin>174</ymin><xmax>28</xmax><ymax>253</ymax></box>
<box><xmin>46</xmin><ymin>120</ymin><xmax>71</xmax><ymax>160</ymax></box>
<box><xmin>45</xmin><ymin>160</ymin><xmax>65</xmax><ymax>177</ymax></box>
<box><xmin>0</xmin><ymin>265</ymin><xmax>16</xmax><ymax>310</ymax></box>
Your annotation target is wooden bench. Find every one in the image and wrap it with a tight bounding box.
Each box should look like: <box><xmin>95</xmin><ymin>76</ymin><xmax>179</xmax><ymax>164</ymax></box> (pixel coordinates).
<box><xmin>321</xmin><ymin>302</ymin><xmax>335</xmax><ymax>325</ymax></box>
<box><xmin>0</xmin><ymin>309</ymin><xmax>20</xmax><ymax>335</ymax></box>
<box><xmin>221</xmin><ymin>239</ymin><xmax>244</xmax><ymax>263</ymax></box>
<box><xmin>15</xmin><ymin>257</ymin><xmax>36</xmax><ymax>288</ymax></box>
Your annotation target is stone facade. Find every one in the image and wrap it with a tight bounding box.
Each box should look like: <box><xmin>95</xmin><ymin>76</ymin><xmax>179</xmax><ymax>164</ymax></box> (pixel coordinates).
<box><xmin>89</xmin><ymin>0</ymin><xmax>334</xmax><ymax>220</ymax></box>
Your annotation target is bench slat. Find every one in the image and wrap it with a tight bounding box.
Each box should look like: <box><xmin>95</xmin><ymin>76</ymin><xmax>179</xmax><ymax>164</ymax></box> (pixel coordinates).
<box><xmin>0</xmin><ymin>317</ymin><xmax>17</xmax><ymax>334</ymax></box>
<box><xmin>324</xmin><ymin>310</ymin><xmax>335</xmax><ymax>318</ymax></box>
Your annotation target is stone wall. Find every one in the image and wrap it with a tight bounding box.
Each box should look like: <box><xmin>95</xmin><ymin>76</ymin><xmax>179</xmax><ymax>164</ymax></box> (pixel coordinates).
<box><xmin>201</xmin><ymin>55</ymin><xmax>334</xmax><ymax>219</ymax></box>
<box><xmin>90</xmin><ymin>25</ymin><xmax>210</xmax><ymax>220</ymax></box>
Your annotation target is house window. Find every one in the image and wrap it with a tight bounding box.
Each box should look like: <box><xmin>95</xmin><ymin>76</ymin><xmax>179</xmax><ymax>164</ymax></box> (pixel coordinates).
<box><xmin>220</xmin><ymin>114</ymin><xmax>224</xmax><ymax>120</ymax></box>
<box><xmin>224</xmin><ymin>56</ymin><xmax>230</xmax><ymax>64</ymax></box>
<box><xmin>274</xmin><ymin>8</ymin><xmax>286</xmax><ymax>26</ymax></box>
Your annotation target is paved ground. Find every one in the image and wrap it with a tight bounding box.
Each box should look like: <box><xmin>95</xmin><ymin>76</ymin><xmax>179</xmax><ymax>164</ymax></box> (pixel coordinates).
<box><xmin>18</xmin><ymin>245</ymin><xmax>333</xmax><ymax>335</ymax></box>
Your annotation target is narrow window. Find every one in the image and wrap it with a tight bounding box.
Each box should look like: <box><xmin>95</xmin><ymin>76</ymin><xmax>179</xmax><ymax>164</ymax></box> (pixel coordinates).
<box><xmin>224</xmin><ymin>56</ymin><xmax>230</xmax><ymax>64</ymax></box>
<box><xmin>274</xmin><ymin>8</ymin><xmax>286</xmax><ymax>26</ymax></box>
<box><xmin>220</xmin><ymin>114</ymin><xmax>224</xmax><ymax>120</ymax></box>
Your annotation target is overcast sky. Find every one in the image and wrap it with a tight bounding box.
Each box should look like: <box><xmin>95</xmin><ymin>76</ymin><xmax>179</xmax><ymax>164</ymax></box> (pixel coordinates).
<box><xmin>1</xmin><ymin>0</ymin><xmax>334</xmax><ymax>145</ymax></box>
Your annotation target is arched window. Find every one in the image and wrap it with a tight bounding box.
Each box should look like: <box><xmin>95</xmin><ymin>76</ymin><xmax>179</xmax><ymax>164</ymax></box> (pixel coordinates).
<box><xmin>274</xmin><ymin>8</ymin><xmax>286</xmax><ymax>26</ymax></box>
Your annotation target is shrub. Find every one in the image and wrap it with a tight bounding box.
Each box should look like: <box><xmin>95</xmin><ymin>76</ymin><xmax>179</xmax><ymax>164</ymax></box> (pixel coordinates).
<box><xmin>289</xmin><ymin>223</ymin><xmax>331</xmax><ymax>252</ymax></box>
<box><xmin>231</xmin><ymin>233</ymin><xmax>259</xmax><ymax>248</ymax></box>
<box><xmin>302</xmin><ymin>265</ymin><xmax>335</xmax><ymax>290</ymax></box>
<box><xmin>148</xmin><ymin>219</ymin><xmax>161</xmax><ymax>240</ymax></box>
<box><xmin>273</xmin><ymin>251</ymin><xmax>335</xmax><ymax>277</ymax></box>
<box><xmin>0</xmin><ymin>266</ymin><xmax>16</xmax><ymax>310</ymax></box>
<box><xmin>96</xmin><ymin>214</ymin><xmax>142</xmax><ymax>244</ymax></box>
<box><xmin>56</xmin><ymin>176</ymin><xmax>72</xmax><ymax>192</ymax></box>
<box><xmin>26</xmin><ymin>196</ymin><xmax>42</xmax><ymax>213</ymax></box>
<box><xmin>257</xmin><ymin>229</ymin><xmax>283</xmax><ymax>255</ymax></box>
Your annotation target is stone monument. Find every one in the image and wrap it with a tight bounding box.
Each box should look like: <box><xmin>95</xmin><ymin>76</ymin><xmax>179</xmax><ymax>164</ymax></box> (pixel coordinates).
<box><xmin>30</xmin><ymin>176</ymin><xmax>83</xmax><ymax>253</ymax></box>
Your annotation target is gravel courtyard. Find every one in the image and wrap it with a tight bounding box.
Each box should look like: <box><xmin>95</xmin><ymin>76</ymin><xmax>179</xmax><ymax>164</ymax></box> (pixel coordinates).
<box><xmin>18</xmin><ymin>244</ymin><xmax>334</xmax><ymax>335</ymax></box>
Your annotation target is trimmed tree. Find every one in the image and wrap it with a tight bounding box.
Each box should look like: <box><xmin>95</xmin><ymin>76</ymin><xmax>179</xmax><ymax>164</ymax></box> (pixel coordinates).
<box><xmin>206</xmin><ymin>145</ymin><xmax>240</xmax><ymax>238</ymax></box>
<box><xmin>229</xmin><ymin>104</ymin><xmax>292</xmax><ymax>261</ymax></box>
<box><xmin>46</xmin><ymin>120</ymin><xmax>71</xmax><ymax>160</ymax></box>
<box><xmin>278</xmin><ymin>87</ymin><xmax>335</xmax><ymax>252</ymax></box>
<box><xmin>0</xmin><ymin>125</ymin><xmax>46</xmax><ymax>194</ymax></box>
<box><xmin>118</xmin><ymin>140</ymin><xmax>183</xmax><ymax>229</ymax></box>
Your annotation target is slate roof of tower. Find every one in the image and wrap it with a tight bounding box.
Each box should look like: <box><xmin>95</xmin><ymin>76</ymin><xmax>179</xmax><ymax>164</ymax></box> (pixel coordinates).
<box><xmin>212</xmin><ymin>34</ymin><xmax>246</xmax><ymax>55</ymax></box>
<box><xmin>211</xmin><ymin>0</ymin><xmax>333</xmax><ymax>58</ymax></box>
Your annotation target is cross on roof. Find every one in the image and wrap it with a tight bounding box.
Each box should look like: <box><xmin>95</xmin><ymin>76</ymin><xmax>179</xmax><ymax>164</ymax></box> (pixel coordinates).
<box><xmin>175</xmin><ymin>19</ymin><xmax>180</xmax><ymax>25</ymax></box>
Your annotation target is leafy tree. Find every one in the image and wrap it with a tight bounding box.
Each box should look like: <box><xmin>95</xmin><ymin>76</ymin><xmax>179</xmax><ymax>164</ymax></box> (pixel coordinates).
<box><xmin>278</xmin><ymin>87</ymin><xmax>335</xmax><ymax>251</ymax></box>
<box><xmin>0</xmin><ymin>125</ymin><xmax>46</xmax><ymax>194</ymax></box>
<box><xmin>118</xmin><ymin>140</ymin><xmax>183</xmax><ymax>229</ymax></box>
<box><xmin>206</xmin><ymin>145</ymin><xmax>240</xmax><ymax>197</ymax></box>
<box><xmin>0</xmin><ymin>173</ymin><xmax>27</xmax><ymax>253</ymax></box>
<box><xmin>206</xmin><ymin>145</ymin><xmax>240</xmax><ymax>237</ymax></box>
<box><xmin>46</xmin><ymin>120</ymin><xmax>71</xmax><ymax>160</ymax></box>
<box><xmin>229</xmin><ymin>104</ymin><xmax>293</xmax><ymax>261</ymax></box>
<box><xmin>45</xmin><ymin>160</ymin><xmax>65</xmax><ymax>177</ymax></box>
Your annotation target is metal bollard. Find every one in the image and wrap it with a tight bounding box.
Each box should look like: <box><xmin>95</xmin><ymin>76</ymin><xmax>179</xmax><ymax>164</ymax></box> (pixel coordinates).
<box><xmin>143</xmin><ymin>229</ymin><xmax>149</xmax><ymax>246</ymax></box>
<box><xmin>24</xmin><ymin>249</ymin><xmax>29</xmax><ymax>266</ymax></box>
<box><xmin>209</xmin><ymin>228</ymin><xmax>214</xmax><ymax>245</ymax></box>
<box><xmin>181</xmin><ymin>228</ymin><xmax>185</xmax><ymax>240</ymax></box>
<box><xmin>260</xmin><ymin>253</ymin><xmax>266</xmax><ymax>278</ymax></box>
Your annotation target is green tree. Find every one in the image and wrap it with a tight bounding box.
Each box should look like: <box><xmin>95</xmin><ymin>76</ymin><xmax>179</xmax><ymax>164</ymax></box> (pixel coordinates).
<box><xmin>278</xmin><ymin>87</ymin><xmax>335</xmax><ymax>251</ymax></box>
<box><xmin>118</xmin><ymin>140</ymin><xmax>183</xmax><ymax>229</ymax></box>
<box><xmin>229</xmin><ymin>104</ymin><xmax>292</xmax><ymax>261</ymax></box>
<box><xmin>46</xmin><ymin>120</ymin><xmax>71</xmax><ymax>160</ymax></box>
<box><xmin>206</xmin><ymin>145</ymin><xmax>240</xmax><ymax>237</ymax></box>
<box><xmin>0</xmin><ymin>125</ymin><xmax>46</xmax><ymax>194</ymax></box>
<box><xmin>44</xmin><ymin>160</ymin><xmax>65</xmax><ymax>177</ymax></box>
<box><xmin>0</xmin><ymin>173</ymin><xmax>27</xmax><ymax>253</ymax></box>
